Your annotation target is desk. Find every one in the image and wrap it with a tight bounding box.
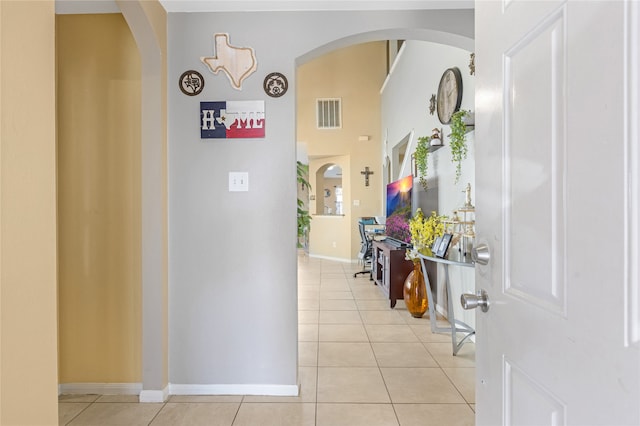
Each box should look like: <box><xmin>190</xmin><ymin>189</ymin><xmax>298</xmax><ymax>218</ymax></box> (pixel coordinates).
<box><xmin>365</xmin><ymin>225</ymin><xmax>385</xmax><ymax>239</ymax></box>
<box><xmin>418</xmin><ymin>253</ymin><xmax>475</xmax><ymax>356</ymax></box>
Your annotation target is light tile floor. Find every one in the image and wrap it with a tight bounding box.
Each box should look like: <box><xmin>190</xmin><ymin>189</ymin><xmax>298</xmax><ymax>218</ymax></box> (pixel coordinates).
<box><xmin>58</xmin><ymin>254</ymin><xmax>476</xmax><ymax>425</ymax></box>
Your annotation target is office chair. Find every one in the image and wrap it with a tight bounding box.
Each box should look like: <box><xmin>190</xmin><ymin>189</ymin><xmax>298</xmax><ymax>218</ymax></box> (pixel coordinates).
<box><xmin>354</xmin><ymin>217</ymin><xmax>376</xmax><ymax>278</ymax></box>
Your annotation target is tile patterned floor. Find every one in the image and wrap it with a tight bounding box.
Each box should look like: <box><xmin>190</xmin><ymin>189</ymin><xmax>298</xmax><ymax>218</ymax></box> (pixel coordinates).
<box><xmin>58</xmin><ymin>254</ymin><xmax>476</xmax><ymax>425</ymax></box>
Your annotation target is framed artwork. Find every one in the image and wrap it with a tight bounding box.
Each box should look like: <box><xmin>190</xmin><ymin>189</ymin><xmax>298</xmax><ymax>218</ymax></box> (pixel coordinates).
<box><xmin>435</xmin><ymin>233</ymin><xmax>453</xmax><ymax>258</ymax></box>
<box><xmin>200</xmin><ymin>100</ymin><xmax>265</xmax><ymax>139</ymax></box>
<box><xmin>432</xmin><ymin>236</ymin><xmax>442</xmax><ymax>255</ymax></box>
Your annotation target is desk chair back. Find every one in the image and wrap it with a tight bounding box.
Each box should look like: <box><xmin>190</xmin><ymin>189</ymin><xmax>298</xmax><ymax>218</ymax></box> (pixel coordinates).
<box><xmin>354</xmin><ymin>217</ymin><xmax>376</xmax><ymax>277</ymax></box>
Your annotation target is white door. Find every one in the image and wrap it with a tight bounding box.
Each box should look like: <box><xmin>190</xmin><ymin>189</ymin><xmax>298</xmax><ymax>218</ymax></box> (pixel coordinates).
<box><xmin>474</xmin><ymin>1</ymin><xmax>640</xmax><ymax>424</ymax></box>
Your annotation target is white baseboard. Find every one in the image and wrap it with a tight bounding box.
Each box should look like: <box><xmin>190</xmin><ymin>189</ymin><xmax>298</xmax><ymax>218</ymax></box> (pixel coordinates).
<box><xmin>58</xmin><ymin>382</ymin><xmax>299</xmax><ymax>399</ymax></box>
<box><xmin>307</xmin><ymin>254</ymin><xmax>352</xmax><ymax>263</ymax></box>
<box><xmin>139</xmin><ymin>386</ymin><xmax>169</xmax><ymax>403</ymax></box>
<box><xmin>170</xmin><ymin>383</ymin><xmax>299</xmax><ymax>396</ymax></box>
<box><xmin>58</xmin><ymin>382</ymin><xmax>142</xmax><ymax>396</ymax></box>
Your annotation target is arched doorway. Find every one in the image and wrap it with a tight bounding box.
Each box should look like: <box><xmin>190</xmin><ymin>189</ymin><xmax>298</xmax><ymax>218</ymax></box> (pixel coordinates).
<box><xmin>316</xmin><ymin>163</ymin><xmax>343</xmax><ymax>215</ymax></box>
<box><xmin>297</xmin><ymin>32</ymin><xmax>473</xmax><ymax>263</ymax></box>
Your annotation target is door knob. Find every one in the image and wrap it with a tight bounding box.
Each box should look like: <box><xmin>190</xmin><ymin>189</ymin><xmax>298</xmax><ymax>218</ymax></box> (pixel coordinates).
<box><xmin>472</xmin><ymin>243</ymin><xmax>490</xmax><ymax>265</ymax></box>
<box><xmin>461</xmin><ymin>290</ymin><xmax>490</xmax><ymax>312</ymax></box>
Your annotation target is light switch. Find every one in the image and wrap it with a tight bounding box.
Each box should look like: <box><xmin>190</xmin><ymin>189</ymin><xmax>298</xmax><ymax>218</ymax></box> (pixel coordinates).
<box><xmin>353</xmin><ymin>199</ymin><xmax>360</xmax><ymax>206</ymax></box>
<box><xmin>229</xmin><ymin>172</ymin><xmax>249</xmax><ymax>192</ymax></box>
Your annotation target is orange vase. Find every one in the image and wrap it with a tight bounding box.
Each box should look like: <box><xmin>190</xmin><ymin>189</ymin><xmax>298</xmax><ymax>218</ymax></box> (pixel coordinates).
<box><xmin>403</xmin><ymin>260</ymin><xmax>428</xmax><ymax>318</ymax></box>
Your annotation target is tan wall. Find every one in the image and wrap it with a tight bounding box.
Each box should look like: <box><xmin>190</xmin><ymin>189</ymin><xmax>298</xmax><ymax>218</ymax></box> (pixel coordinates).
<box><xmin>57</xmin><ymin>14</ymin><xmax>142</xmax><ymax>383</ymax></box>
<box><xmin>0</xmin><ymin>1</ymin><xmax>59</xmax><ymax>424</ymax></box>
<box><xmin>297</xmin><ymin>41</ymin><xmax>386</xmax><ymax>260</ymax></box>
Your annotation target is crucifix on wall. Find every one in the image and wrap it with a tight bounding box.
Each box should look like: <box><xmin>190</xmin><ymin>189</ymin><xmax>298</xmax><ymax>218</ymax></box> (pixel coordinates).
<box><xmin>360</xmin><ymin>166</ymin><xmax>374</xmax><ymax>187</ymax></box>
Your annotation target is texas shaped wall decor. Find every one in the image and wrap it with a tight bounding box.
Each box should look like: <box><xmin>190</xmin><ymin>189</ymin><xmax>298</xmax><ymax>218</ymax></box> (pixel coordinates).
<box><xmin>201</xmin><ymin>33</ymin><xmax>257</xmax><ymax>91</ymax></box>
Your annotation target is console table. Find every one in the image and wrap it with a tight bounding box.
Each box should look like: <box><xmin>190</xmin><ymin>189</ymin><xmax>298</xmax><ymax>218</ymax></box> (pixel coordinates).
<box><xmin>371</xmin><ymin>240</ymin><xmax>413</xmax><ymax>308</ymax></box>
<box><xmin>418</xmin><ymin>252</ymin><xmax>475</xmax><ymax>355</ymax></box>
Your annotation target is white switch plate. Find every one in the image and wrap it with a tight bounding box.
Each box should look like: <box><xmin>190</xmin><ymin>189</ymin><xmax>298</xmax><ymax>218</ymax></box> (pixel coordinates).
<box><xmin>229</xmin><ymin>172</ymin><xmax>249</xmax><ymax>191</ymax></box>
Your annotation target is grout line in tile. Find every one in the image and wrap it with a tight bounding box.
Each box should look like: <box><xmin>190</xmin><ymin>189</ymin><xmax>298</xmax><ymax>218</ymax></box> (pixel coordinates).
<box><xmin>146</xmin><ymin>401</ymin><xmax>166</xmax><ymax>425</ymax></box>
<box><xmin>63</xmin><ymin>401</ymin><xmax>92</xmax><ymax>426</ymax></box>
<box><xmin>229</xmin><ymin>398</ymin><xmax>242</xmax><ymax>426</ymax></box>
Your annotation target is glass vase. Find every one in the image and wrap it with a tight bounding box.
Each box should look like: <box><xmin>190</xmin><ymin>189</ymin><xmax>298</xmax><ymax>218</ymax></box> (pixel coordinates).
<box><xmin>403</xmin><ymin>259</ymin><xmax>428</xmax><ymax>318</ymax></box>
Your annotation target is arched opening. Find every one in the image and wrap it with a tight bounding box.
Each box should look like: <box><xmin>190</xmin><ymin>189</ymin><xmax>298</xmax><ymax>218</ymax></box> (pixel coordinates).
<box><xmin>316</xmin><ymin>163</ymin><xmax>343</xmax><ymax>215</ymax></box>
<box><xmin>297</xmin><ymin>31</ymin><xmax>474</xmax><ymax>264</ymax></box>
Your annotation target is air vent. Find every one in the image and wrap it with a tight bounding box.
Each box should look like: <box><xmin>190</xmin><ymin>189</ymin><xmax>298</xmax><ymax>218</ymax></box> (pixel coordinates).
<box><xmin>316</xmin><ymin>98</ymin><xmax>342</xmax><ymax>129</ymax></box>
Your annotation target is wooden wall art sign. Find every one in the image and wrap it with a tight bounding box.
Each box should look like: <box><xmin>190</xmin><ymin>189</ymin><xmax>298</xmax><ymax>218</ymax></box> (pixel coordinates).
<box><xmin>263</xmin><ymin>72</ymin><xmax>288</xmax><ymax>97</ymax></box>
<box><xmin>179</xmin><ymin>70</ymin><xmax>204</xmax><ymax>96</ymax></box>
<box><xmin>200</xmin><ymin>33</ymin><xmax>257</xmax><ymax>91</ymax></box>
<box><xmin>200</xmin><ymin>100</ymin><xmax>265</xmax><ymax>139</ymax></box>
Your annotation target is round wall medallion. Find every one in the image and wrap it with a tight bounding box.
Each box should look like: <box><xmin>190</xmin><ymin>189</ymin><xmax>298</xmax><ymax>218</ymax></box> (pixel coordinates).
<box><xmin>179</xmin><ymin>70</ymin><xmax>205</xmax><ymax>96</ymax></box>
<box><xmin>263</xmin><ymin>72</ymin><xmax>288</xmax><ymax>98</ymax></box>
<box><xmin>429</xmin><ymin>94</ymin><xmax>436</xmax><ymax>116</ymax></box>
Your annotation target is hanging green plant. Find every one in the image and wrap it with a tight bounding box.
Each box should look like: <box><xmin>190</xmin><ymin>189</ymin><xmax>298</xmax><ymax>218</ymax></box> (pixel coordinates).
<box><xmin>449</xmin><ymin>109</ymin><xmax>471</xmax><ymax>184</ymax></box>
<box><xmin>415</xmin><ymin>135</ymin><xmax>430</xmax><ymax>190</ymax></box>
<box><xmin>296</xmin><ymin>161</ymin><xmax>312</xmax><ymax>248</ymax></box>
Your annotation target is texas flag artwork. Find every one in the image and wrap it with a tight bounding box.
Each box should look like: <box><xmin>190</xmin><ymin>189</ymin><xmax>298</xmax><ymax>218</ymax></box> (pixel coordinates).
<box><xmin>200</xmin><ymin>100</ymin><xmax>265</xmax><ymax>139</ymax></box>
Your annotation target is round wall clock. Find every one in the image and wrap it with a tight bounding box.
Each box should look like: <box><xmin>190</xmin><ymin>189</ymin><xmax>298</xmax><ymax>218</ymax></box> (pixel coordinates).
<box><xmin>436</xmin><ymin>67</ymin><xmax>463</xmax><ymax>124</ymax></box>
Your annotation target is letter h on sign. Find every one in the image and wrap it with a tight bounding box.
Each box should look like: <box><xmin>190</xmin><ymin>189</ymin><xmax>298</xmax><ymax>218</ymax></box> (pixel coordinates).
<box><xmin>200</xmin><ymin>102</ymin><xmax>227</xmax><ymax>139</ymax></box>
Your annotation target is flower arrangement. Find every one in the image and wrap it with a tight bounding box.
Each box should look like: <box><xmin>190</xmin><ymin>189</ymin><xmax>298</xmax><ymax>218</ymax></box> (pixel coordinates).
<box><xmin>406</xmin><ymin>208</ymin><xmax>447</xmax><ymax>258</ymax></box>
<box><xmin>405</xmin><ymin>247</ymin><xmax>422</xmax><ymax>262</ymax></box>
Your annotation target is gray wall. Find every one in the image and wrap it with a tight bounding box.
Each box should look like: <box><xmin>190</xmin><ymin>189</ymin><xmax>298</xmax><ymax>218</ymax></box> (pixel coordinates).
<box><xmin>168</xmin><ymin>9</ymin><xmax>473</xmax><ymax>389</ymax></box>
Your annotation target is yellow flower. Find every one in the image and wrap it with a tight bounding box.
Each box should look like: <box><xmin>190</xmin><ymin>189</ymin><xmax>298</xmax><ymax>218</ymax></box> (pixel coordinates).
<box><xmin>408</xmin><ymin>208</ymin><xmax>447</xmax><ymax>254</ymax></box>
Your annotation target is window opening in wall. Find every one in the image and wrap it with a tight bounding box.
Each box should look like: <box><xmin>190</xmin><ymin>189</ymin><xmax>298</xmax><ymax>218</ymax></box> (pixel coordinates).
<box><xmin>386</xmin><ymin>40</ymin><xmax>406</xmax><ymax>74</ymax></box>
<box><xmin>334</xmin><ymin>186</ymin><xmax>343</xmax><ymax>215</ymax></box>
<box><xmin>392</xmin><ymin>132</ymin><xmax>412</xmax><ymax>181</ymax></box>
<box><xmin>316</xmin><ymin>98</ymin><xmax>342</xmax><ymax>129</ymax></box>
<box><xmin>316</xmin><ymin>163</ymin><xmax>343</xmax><ymax>215</ymax></box>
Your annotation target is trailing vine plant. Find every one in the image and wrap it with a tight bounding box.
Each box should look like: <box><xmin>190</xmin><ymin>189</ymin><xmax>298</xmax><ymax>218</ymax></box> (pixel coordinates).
<box><xmin>296</xmin><ymin>161</ymin><xmax>312</xmax><ymax>248</ymax></box>
<box><xmin>449</xmin><ymin>109</ymin><xmax>470</xmax><ymax>184</ymax></box>
<box><xmin>415</xmin><ymin>135</ymin><xmax>431</xmax><ymax>190</ymax></box>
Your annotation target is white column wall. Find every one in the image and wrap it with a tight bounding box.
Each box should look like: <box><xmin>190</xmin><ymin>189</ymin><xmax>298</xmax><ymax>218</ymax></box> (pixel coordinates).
<box><xmin>381</xmin><ymin>40</ymin><xmax>476</xmax><ymax>329</ymax></box>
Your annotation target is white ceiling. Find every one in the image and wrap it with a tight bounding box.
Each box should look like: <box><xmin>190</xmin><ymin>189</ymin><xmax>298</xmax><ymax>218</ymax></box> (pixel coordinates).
<box><xmin>159</xmin><ymin>0</ymin><xmax>473</xmax><ymax>12</ymax></box>
<box><xmin>56</xmin><ymin>0</ymin><xmax>473</xmax><ymax>14</ymax></box>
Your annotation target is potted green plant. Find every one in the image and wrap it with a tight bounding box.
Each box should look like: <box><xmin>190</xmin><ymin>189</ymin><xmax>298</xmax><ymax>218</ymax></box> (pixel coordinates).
<box><xmin>296</xmin><ymin>161</ymin><xmax>312</xmax><ymax>248</ymax></box>
<box><xmin>415</xmin><ymin>135</ymin><xmax>430</xmax><ymax>190</ymax></box>
<box><xmin>449</xmin><ymin>109</ymin><xmax>472</xmax><ymax>184</ymax></box>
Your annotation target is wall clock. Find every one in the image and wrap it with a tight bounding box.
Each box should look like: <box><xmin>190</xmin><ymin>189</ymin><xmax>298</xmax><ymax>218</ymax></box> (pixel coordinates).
<box><xmin>436</xmin><ymin>67</ymin><xmax>463</xmax><ymax>124</ymax></box>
